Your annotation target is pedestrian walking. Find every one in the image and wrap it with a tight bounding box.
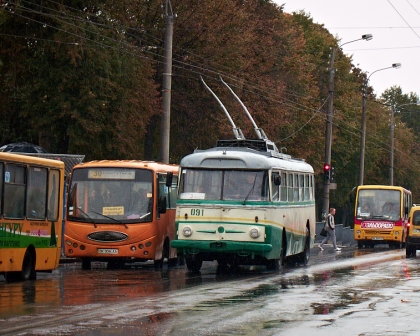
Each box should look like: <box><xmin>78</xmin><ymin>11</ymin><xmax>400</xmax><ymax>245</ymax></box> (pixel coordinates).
<box><xmin>319</xmin><ymin>208</ymin><xmax>341</xmax><ymax>251</ymax></box>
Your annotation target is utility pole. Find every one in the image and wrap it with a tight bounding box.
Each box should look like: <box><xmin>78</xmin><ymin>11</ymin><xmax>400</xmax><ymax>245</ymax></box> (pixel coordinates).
<box><xmin>358</xmin><ymin>63</ymin><xmax>401</xmax><ymax>186</ymax></box>
<box><xmin>322</xmin><ymin>34</ymin><xmax>372</xmax><ymax>219</ymax></box>
<box><xmin>160</xmin><ymin>0</ymin><xmax>174</xmax><ymax>164</ymax></box>
<box><xmin>322</xmin><ymin>47</ymin><xmax>336</xmax><ymax>219</ymax></box>
<box><xmin>390</xmin><ymin>105</ymin><xmax>395</xmax><ymax>186</ymax></box>
<box><xmin>358</xmin><ymin>83</ymin><xmax>368</xmax><ymax>186</ymax></box>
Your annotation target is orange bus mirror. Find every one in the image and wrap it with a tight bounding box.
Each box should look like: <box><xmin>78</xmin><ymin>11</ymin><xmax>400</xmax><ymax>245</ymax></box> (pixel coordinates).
<box><xmin>158</xmin><ymin>196</ymin><xmax>167</xmax><ymax>214</ymax></box>
<box><xmin>166</xmin><ymin>172</ymin><xmax>173</xmax><ymax>187</ymax></box>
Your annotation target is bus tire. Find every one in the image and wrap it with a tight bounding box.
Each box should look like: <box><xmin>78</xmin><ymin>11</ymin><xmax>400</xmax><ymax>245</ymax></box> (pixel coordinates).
<box><xmin>81</xmin><ymin>258</ymin><xmax>91</xmax><ymax>270</ymax></box>
<box><xmin>21</xmin><ymin>248</ymin><xmax>36</xmax><ymax>281</ymax></box>
<box><xmin>155</xmin><ymin>240</ymin><xmax>170</xmax><ymax>269</ymax></box>
<box><xmin>297</xmin><ymin>227</ymin><xmax>310</xmax><ymax>265</ymax></box>
<box><xmin>280</xmin><ymin>231</ymin><xmax>287</xmax><ymax>266</ymax></box>
<box><xmin>185</xmin><ymin>256</ymin><xmax>202</xmax><ymax>272</ymax></box>
<box><xmin>265</xmin><ymin>258</ymin><xmax>280</xmax><ymax>271</ymax></box>
<box><xmin>406</xmin><ymin>245</ymin><xmax>415</xmax><ymax>257</ymax></box>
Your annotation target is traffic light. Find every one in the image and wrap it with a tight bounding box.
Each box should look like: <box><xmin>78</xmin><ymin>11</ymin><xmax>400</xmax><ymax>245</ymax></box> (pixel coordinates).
<box><xmin>323</xmin><ymin>163</ymin><xmax>331</xmax><ymax>181</ymax></box>
<box><xmin>330</xmin><ymin>166</ymin><xmax>336</xmax><ymax>182</ymax></box>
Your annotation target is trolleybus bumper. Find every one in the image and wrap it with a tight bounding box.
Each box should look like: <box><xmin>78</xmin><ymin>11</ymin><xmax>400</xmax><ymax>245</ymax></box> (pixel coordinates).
<box><xmin>171</xmin><ymin>240</ymin><xmax>272</xmax><ymax>253</ymax></box>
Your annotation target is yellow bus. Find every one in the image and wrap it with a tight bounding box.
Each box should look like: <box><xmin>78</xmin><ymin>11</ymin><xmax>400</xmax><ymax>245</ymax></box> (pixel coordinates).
<box><xmin>0</xmin><ymin>152</ymin><xmax>65</xmax><ymax>282</ymax></box>
<box><xmin>64</xmin><ymin>160</ymin><xmax>179</xmax><ymax>269</ymax></box>
<box><xmin>354</xmin><ymin>185</ymin><xmax>412</xmax><ymax>248</ymax></box>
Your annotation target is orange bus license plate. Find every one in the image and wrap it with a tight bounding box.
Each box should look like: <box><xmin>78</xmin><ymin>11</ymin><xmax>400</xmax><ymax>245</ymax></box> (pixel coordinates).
<box><xmin>98</xmin><ymin>248</ymin><xmax>118</xmax><ymax>254</ymax></box>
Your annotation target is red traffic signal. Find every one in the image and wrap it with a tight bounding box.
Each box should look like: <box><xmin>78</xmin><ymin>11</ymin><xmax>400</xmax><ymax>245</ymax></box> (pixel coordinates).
<box><xmin>323</xmin><ymin>163</ymin><xmax>331</xmax><ymax>180</ymax></box>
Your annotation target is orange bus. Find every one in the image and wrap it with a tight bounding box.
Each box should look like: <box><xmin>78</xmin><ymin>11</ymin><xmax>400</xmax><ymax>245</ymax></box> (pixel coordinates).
<box><xmin>64</xmin><ymin>160</ymin><xmax>179</xmax><ymax>269</ymax></box>
<box><xmin>0</xmin><ymin>152</ymin><xmax>65</xmax><ymax>282</ymax></box>
<box><xmin>354</xmin><ymin>185</ymin><xmax>412</xmax><ymax>248</ymax></box>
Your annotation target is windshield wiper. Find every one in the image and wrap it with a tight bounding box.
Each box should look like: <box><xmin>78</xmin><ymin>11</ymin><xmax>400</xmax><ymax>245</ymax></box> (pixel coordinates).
<box><xmin>243</xmin><ymin>174</ymin><xmax>257</xmax><ymax>205</ymax></box>
<box><xmin>91</xmin><ymin>211</ymin><xmax>128</xmax><ymax>229</ymax></box>
<box><xmin>76</xmin><ymin>207</ymin><xmax>97</xmax><ymax>228</ymax></box>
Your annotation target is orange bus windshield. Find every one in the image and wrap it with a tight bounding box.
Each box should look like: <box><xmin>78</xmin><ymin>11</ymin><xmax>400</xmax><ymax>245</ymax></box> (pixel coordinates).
<box><xmin>67</xmin><ymin>167</ymin><xmax>153</xmax><ymax>224</ymax></box>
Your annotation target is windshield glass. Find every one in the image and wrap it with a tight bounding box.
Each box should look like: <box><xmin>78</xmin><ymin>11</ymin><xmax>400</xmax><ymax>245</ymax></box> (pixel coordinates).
<box><xmin>179</xmin><ymin>169</ymin><xmax>268</xmax><ymax>201</ymax></box>
<box><xmin>67</xmin><ymin>168</ymin><xmax>153</xmax><ymax>223</ymax></box>
<box><xmin>356</xmin><ymin>189</ymin><xmax>401</xmax><ymax>220</ymax></box>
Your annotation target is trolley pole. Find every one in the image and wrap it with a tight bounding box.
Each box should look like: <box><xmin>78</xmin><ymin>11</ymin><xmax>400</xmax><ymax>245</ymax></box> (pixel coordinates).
<box><xmin>322</xmin><ymin>47</ymin><xmax>336</xmax><ymax>219</ymax></box>
<box><xmin>160</xmin><ymin>0</ymin><xmax>174</xmax><ymax>164</ymax></box>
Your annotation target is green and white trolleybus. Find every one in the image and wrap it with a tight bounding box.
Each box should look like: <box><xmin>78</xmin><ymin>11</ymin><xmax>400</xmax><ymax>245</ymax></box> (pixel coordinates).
<box><xmin>172</xmin><ymin>77</ymin><xmax>316</xmax><ymax>272</ymax></box>
<box><xmin>171</xmin><ymin>77</ymin><xmax>316</xmax><ymax>272</ymax></box>
<box><xmin>171</xmin><ymin>139</ymin><xmax>316</xmax><ymax>272</ymax></box>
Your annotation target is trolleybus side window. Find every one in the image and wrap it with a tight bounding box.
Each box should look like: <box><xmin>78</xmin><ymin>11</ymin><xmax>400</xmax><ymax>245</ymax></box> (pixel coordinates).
<box><xmin>287</xmin><ymin>173</ymin><xmax>293</xmax><ymax>202</ymax></box>
<box><xmin>280</xmin><ymin>172</ymin><xmax>287</xmax><ymax>201</ymax></box>
<box><xmin>271</xmin><ymin>171</ymin><xmax>280</xmax><ymax>201</ymax></box>
<box><xmin>4</xmin><ymin>164</ymin><xmax>26</xmax><ymax>219</ymax></box>
<box><xmin>299</xmin><ymin>174</ymin><xmax>304</xmax><ymax>201</ymax></box>
<box><xmin>310</xmin><ymin>175</ymin><xmax>314</xmax><ymax>200</ymax></box>
<box><xmin>27</xmin><ymin>166</ymin><xmax>48</xmax><ymax>220</ymax></box>
<box><xmin>304</xmin><ymin>174</ymin><xmax>309</xmax><ymax>201</ymax></box>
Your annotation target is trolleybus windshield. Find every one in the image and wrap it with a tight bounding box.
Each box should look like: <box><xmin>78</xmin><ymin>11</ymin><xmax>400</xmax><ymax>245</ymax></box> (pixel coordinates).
<box><xmin>179</xmin><ymin>169</ymin><xmax>268</xmax><ymax>201</ymax></box>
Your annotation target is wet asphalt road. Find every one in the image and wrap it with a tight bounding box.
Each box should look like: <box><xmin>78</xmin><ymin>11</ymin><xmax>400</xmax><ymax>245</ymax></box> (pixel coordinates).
<box><xmin>1</xmin><ymin>244</ymin><xmax>418</xmax><ymax>335</ymax></box>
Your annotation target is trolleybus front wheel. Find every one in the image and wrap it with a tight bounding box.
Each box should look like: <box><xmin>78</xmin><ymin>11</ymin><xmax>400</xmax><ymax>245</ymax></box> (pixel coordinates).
<box><xmin>265</xmin><ymin>258</ymin><xmax>280</xmax><ymax>271</ymax></box>
<box><xmin>185</xmin><ymin>256</ymin><xmax>202</xmax><ymax>272</ymax></box>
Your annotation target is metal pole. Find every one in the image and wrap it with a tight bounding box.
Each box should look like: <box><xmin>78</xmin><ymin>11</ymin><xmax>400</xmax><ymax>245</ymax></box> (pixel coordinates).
<box><xmin>160</xmin><ymin>0</ymin><xmax>174</xmax><ymax>164</ymax></box>
<box><xmin>322</xmin><ymin>47</ymin><xmax>336</xmax><ymax>218</ymax></box>
<box><xmin>357</xmin><ymin>63</ymin><xmax>400</xmax><ymax>186</ymax></box>
<box><xmin>322</xmin><ymin>35</ymin><xmax>372</xmax><ymax>216</ymax></box>
<box><xmin>358</xmin><ymin>84</ymin><xmax>367</xmax><ymax>186</ymax></box>
<box><xmin>390</xmin><ymin>105</ymin><xmax>395</xmax><ymax>186</ymax></box>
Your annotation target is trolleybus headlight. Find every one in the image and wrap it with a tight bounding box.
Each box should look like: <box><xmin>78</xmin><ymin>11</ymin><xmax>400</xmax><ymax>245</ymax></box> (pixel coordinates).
<box><xmin>249</xmin><ymin>228</ymin><xmax>260</xmax><ymax>238</ymax></box>
<box><xmin>182</xmin><ymin>226</ymin><xmax>193</xmax><ymax>237</ymax></box>
<box><xmin>356</xmin><ymin>230</ymin><xmax>361</xmax><ymax>235</ymax></box>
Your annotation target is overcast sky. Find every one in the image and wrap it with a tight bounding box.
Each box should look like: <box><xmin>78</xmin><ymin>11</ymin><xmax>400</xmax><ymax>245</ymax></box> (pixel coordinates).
<box><xmin>280</xmin><ymin>0</ymin><xmax>420</xmax><ymax>97</ymax></box>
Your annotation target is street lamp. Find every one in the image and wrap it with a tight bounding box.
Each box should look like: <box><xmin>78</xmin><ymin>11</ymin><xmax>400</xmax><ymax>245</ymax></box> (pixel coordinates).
<box><xmin>390</xmin><ymin>101</ymin><xmax>420</xmax><ymax>185</ymax></box>
<box><xmin>322</xmin><ymin>34</ymin><xmax>373</xmax><ymax>218</ymax></box>
<box><xmin>358</xmin><ymin>63</ymin><xmax>401</xmax><ymax>186</ymax></box>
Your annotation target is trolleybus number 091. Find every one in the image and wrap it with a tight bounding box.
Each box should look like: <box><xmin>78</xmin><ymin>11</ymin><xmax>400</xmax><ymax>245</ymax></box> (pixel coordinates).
<box><xmin>191</xmin><ymin>209</ymin><xmax>204</xmax><ymax>216</ymax></box>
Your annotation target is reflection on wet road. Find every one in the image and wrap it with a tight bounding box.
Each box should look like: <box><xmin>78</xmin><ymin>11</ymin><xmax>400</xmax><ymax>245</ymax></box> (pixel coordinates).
<box><xmin>1</xmin><ymin>246</ymin><xmax>419</xmax><ymax>335</ymax></box>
